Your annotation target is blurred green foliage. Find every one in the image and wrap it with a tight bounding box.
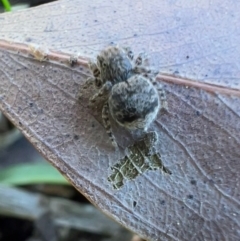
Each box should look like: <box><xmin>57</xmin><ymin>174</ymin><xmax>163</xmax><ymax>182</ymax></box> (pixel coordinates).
<box><xmin>0</xmin><ymin>162</ymin><xmax>69</xmax><ymax>185</ymax></box>
<box><xmin>1</xmin><ymin>0</ymin><xmax>12</xmax><ymax>11</ymax></box>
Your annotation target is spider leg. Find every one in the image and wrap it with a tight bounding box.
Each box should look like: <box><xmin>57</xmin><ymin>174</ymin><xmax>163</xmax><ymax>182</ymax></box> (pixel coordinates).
<box><xmin>82</xmin><ymin>76</ymin><xmax>102</xmax><ymax>90</ymax></box>
<box><xmin>102</xmin><ymin>102</ymin><xmax>118</xmax><ymax>147</ymax></box>
<box><xmin>82</xmin><ymin>76</ymin><xmax>94</xmax><ymax>89</ymax></box>
<box><xmin>123</xmin><ymin>46</ymin><xmax>134</xmax><ymax>60</ymax></box>
<box><xmin>158</xmin><ymin>86</ymin><xmax>168</xmax><ymax>111</ymax></box>
<box><xmin>135</xmin><ymin>52</ymin><xmax>149</xmax><ymax>66</ymax></box>
<box><xmin>89</xmin><ymin>81</ymin><xmax>112</xmax><ymax>103</ymax></box>
<box><xmin>150</xmin><ymin>77</ymin><xmax>168</xmax><ymax>111</ymax></box>
<box><xmin>88</xmin><ymin>60</ymin><xmax>102</xmax><ymax>88</ymax></box>
<box><xmin>133</xmin><ymin>66</ymin><xmax>159</xmax><ymax>78</ymax></box>
<box><xmin>88</xmin><ymin>60</ymin><xmax>98</xmax><ymax>74</ymax></box>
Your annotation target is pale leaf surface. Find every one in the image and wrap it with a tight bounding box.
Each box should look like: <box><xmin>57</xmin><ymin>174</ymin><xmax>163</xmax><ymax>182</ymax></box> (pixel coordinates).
<box><xmin>0</xmin><ymin>0</ymin><xmax>239</xmax><ymax>240</ymax></box>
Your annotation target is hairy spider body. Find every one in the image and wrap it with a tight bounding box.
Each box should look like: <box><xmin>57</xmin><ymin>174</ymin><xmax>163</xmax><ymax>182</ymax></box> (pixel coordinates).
<box><xmin>109</xmin><ymin>75</ymin><xmax>160</xmax><ymax>131</ymax></box>
<box><xmin>97</xmin><ymin>46</ymin><xmax>133</xmax><ymax>85</ymax></box>
<box><xmin>86</xmin><ymin>46</ymin><xmax>167</xmax><ymax>147</ymax></box>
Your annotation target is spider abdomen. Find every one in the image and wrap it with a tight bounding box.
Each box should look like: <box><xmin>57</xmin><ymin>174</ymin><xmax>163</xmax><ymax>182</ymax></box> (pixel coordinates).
<box><xmin>109</xmin><ymin>75</ymin><xmax>160</xmax><ymax>131</ymax></box>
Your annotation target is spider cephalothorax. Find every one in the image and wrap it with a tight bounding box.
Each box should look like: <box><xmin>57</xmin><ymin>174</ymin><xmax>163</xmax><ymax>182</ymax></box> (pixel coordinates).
<box><xmin>86</xmin><ymin>46</ymin><xmax>167</xmax><ymax>147</ymax></box>
<box><xmin>97</xmin><ymin>46</ymin><xmax>133</xmax><ymax>85</ymax></box>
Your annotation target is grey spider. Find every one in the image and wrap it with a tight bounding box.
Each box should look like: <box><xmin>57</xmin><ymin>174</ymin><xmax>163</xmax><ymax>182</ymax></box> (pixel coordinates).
<box><xmin>85</xmin><ymin>46</ymin><xmax>168</xmax><ymax>147</ymax></box>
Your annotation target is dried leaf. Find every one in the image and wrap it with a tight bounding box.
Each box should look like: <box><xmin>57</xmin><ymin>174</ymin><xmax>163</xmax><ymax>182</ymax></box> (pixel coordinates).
<box><xmin>0</xmin><ymin>1</ymin><xmax>239</xmax><ymax>240</ymax></box>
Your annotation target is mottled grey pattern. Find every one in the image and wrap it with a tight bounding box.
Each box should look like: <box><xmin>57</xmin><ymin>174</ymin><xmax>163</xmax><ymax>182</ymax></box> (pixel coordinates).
<box><xmin>97</xmin><ymin>46</ymin><xmax>133</xmax><ymax>85</ymax></box>
<box><xmin>109</xmin><ymin>75</ymin><xmax>160</xmax><ymax>130</ymax></box>
<box><xmin>87</xmin><ymin>46</ymin><xmax>167</xmax><ymax>147</ymax></box>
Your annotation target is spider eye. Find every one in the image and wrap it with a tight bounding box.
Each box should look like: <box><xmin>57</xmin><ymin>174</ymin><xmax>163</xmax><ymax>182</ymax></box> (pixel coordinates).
<box><xmin>102</xmin><ymin>62</ymin><xmax>107</xmax><ymax>68</ymax></box>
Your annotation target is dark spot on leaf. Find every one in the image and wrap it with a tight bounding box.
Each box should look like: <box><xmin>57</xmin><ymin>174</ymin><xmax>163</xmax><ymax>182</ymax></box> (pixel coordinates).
<box><xmin>209</xmin><ymin>179</ymin><xmax>215</xmax><ymax>184</ymax></box>
<box><xmin>133</xmin><ymin>201</ymin><xmax>137</xmax><ymax>207</ymax></box>
<box><xmin>25</xmin><ymin>37</ymin><xmax>32</xmax><ymax>42</ymax></box>
<box><xmin>190</xmin><ymin>180</ymin><xmax>197</xmax><ymax>185</ymax></box>
<box><xmin>133</xmin><ymin>33</ymin><xmax>138</xmax><ymax>37</ymax></box>
<box><xmin>186</xmin><ymin>55</ymin><xmax>189</xmax><ymax>59</ymax></box>
<box><xmin>187</xmin><ymin>194</ymin><xmax>194</xmax><ymax>199</ymax></box>
<box><xmin>74</xmin><ymin>135</ymin><xmax>79</xmax><ymax>140</ymax></box>
<box><xmin>196</xmin><ymin>111</ymin><xmax>200</xmax><ymax>116</ymax></box>
<box><xmin>160</xmin><ymin>200</ymin><xmax>165</xmax><ymax>205</ymax></box>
